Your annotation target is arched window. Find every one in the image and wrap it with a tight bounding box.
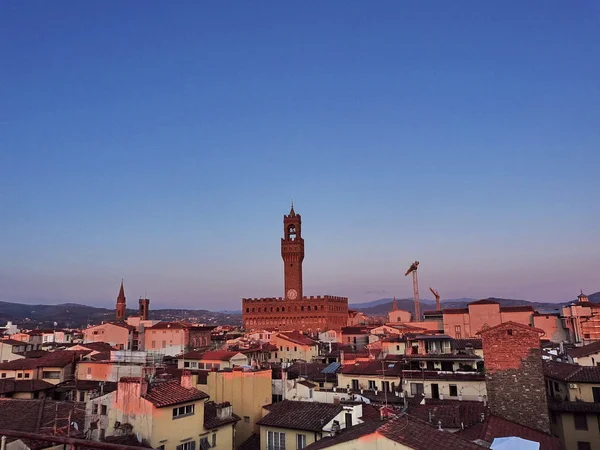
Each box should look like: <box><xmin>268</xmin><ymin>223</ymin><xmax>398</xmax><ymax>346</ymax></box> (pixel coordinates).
<box><xmin>246</xmin><ymin>308</ymin><xmax>249</xmax><ymax>313</ymax></box>
<box><xmin>288</xmin><ymin>224</ymin><xmax>297</xmax><ymax>241</ymax></box>
<box><xmin>276</xmin><ymin>307</ymin><xmax>280</xmax><ymax>312</ymax></box>
<box><xmin>282</xmin><ymin>307</ymin><xmax>285</xmax><ymax>312</ymax></box>
<box><xmin>270</xmin><ymin>307</ymin><xmax>273</xmax><ymax>312</ymax></box>
<box><xmin>301</xmin><ymin>306</ymin><xmax>304</xmax><ymax>311</ymax></box>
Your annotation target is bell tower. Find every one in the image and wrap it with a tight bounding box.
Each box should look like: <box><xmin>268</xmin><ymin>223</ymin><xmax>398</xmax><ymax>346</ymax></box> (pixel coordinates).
<box><xmin>281</xmin><ymin>203</ymin><xmax>304</xmax><ymax>300</ymax></box>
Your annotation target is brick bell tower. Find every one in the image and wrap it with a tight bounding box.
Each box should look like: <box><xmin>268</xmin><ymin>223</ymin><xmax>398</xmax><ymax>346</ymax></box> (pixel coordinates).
<box><xmin>116</xmin><ymin>280</ymin><xmax>126</xmax><ymax>321</ymax></box>
<box><xmin>281</xmin><ymin>203</ymin><xmax>304</xmax><ymax>301</ymax></box>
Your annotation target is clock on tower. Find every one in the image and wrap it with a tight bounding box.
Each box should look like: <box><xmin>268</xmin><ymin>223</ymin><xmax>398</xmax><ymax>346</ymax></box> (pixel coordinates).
<box><xmin>281</xmin><ymin>203</ymin><xmax>304</xmax><ymax>301</ymax></box>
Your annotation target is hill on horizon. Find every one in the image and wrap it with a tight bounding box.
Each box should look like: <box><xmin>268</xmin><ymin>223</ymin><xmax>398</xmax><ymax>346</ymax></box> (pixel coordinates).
<box><xmin>351</xmin><ymin>293</ymin><xmax>599</xmax><ymax>317</ymax></box>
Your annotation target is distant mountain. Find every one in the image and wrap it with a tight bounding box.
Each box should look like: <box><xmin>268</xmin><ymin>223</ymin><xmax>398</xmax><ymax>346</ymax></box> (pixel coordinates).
<box><xmin>0</xmin><ymin>301</ymin><xmax>242</xmax><ymax>328</ymax></box>
<box><xmin>353</xmin><ymin>296</ymin><xmax>567</xmax><ymax>317</ymax></box>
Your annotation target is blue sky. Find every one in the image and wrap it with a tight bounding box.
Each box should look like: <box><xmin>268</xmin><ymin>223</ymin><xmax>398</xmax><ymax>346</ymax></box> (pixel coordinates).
<box><xmin>1</xmin><ymin>1</ymin><xmax>598</xmax><ymax>310</ymax></box>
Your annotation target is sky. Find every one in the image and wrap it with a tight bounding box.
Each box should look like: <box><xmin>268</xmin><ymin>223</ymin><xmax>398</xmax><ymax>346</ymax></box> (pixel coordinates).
<box><xmin>1</xmin><ymin>1</ymin><xmax>599</xmax><ymax>310</ymax></box>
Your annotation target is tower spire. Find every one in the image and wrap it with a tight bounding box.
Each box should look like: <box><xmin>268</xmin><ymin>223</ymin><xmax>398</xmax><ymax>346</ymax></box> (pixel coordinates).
<box><xmin>289</xmin><ymin>200</ymin><xmax>295</xmax><ymax>216</ymax></box>
<box><xmin>392</xmin><ymin>296</ymin><xmax>397</xmax><ymax>311</ymax></box>
<box><xmin>116</xmin><ymin>279</ymin><xmax>127</xmax><ymax>321</ymax></box>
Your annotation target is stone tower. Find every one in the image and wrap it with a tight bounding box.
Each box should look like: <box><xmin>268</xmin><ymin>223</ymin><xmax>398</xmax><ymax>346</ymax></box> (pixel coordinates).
<box><xmin>116</xmin><ymin>280</ymin><xmax>126</xmax><ymax>321</ymax></box>
<box><xmin>281</xmin><ymin>203</ymin><xmax>304</xmax><ymax>301</ymax></box>
<box><xmin>139</xmin><ymin>298</ymin><xmax>150</xmax><ymax>320</ymax></box>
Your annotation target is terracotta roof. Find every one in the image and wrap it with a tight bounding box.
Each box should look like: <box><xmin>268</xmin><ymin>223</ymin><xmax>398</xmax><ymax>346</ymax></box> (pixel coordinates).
<box><xmin>236</xmin><ymin>433</ymin><xmax>260</xmax><ymax>450</ymax></box>
<box><xmin>360</xmin><ymin>404</ymin><xmax>382</xmax><ymax>421</ymax></box>
<box><xmin>469</xmin><ymin>299</ymin><xmax>500</xmax><ymax>306</ymax></box>
<box><xmin>77</xmin><ymin>342</ymin><xmax>114</xmax><ymax>352</ymax></box>
<box><xmin>0</xmin><ymin>379</ymin><xmax>55</xmax><ymax>394</ymax></box>
<box><xmin>544</xmin><ymin>361</ymin><xmax>600</xmax><ymax>383</ymax></box>
<box><xmin>304</xmin><ymin>420</ymin><xmax>382</xmax><ymax>450</ymax></box>
<box><xmin>13</xmin><ymin>350</ymin><xmax>49</xmax><ymax>358</ymax></box>
<box><xmin>567</xmin><ymin>341</ymin><xmax>600</xmax><ymax>359</ymax></box>
<box><xmin>457</xmin><ymin>414</ymin><xmax>561</xmax><ymax>450</ymax></box>
<box><xmin>500</xmin><ymin>305</ymin><xmax>535</xmax><ymax>312</ymax></box>
<box><xmin>0</xmin><ymin>398</ymin><xmax>85</xmax><ymax>438</ymax></box>
<box><xmin>0</xmin><ymin>350</ymin><xmax>83</xmax><ymax>370</ymax></box>
<box><xmin>476</xmin><ymin>320</ymin><xmax>545</xmax><ymax>336</ymax></box>
<box><xmin>378</xmin><ymin>414</ymin><xmax>483</xmax><ymax>450</ymax></box>
<box><xmin>177</xmin><ymin>350</ymin><xmax>205</xmax><ymax>360</ymax></box>
<box><xmin>150</xmin><ymin>322</ymin><xmax>216</xmax><ymax>331</ymax></box>
<box><xmin>453</xmin><ymin>339</ymin><xmax>483</xmax><ymax>350</ymax></box>
<box><xmin>102</xmin><ymin>435</ymin><xmax>153</xmax><ymax>448</ymax></box>
<box><xmin>298</xmin><ymin>380</ymin><xmax>317</xmax><ymax>388</ymax></box>
<box><xmin>90</xmin><ymin>351</ymin><xmax>111</xmax><ymax>361</ymax></box>
<box><xmin>340</xmin><ymin>327</ymin><xmax>372</xmax><ymax>335</ymax></box>
<box><xmin>201</xmin><ymin>350</ymin><xmax>243</xmax><ymax>361</ymax></box>
<box><xmin>442</xmin><ymin>308</ymin><xmax>469</xmax><ymax>314</ymax></box>
<box><xmin>277</xmin><ymin>331</ymin><xmax>318</xmax><ymax>347</ymax></box>
<box><xmin>257</xmin><ymin>400</ymin><xmax>343</xmax><ymax>431</ymax></box>
<box><xmin>203</xmin><ymin>401</ymin><xmax>241</xmax><ymax>429</ymax></box>
<box><xmin>402</xmin><ymin>370</ymin><xmax>485</xmax><ymax>381</ymax></box>
<box><xmin>0</xmin><ymin>339</ymin><xmax>27</xmax><ymax>346</ymax></box>
<box><xmin>341</xmin><ymin>360</ymin><xmax>403</xmax><ymax>376</ymax></box>
<box><xmin>139</xmin><ymin>379</ymin><xmax>209</xmax><ymax>407</ymax></box>
<box><xmin>407</xmin><ymin>400</ymin><xmax>486</xmax><ymax>429</ymax></box>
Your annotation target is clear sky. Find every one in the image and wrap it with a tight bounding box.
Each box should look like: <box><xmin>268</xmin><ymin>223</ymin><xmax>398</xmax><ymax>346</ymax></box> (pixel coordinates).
<box><xmin>1</xmin><ymin>1</ymin><xmax>599</xmax><ymax>310</ymax></box>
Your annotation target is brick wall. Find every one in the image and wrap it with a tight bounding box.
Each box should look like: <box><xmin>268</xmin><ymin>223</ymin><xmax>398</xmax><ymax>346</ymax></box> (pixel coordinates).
<box><xmin>482</xmin><ymin>323</ymin><xmax>550</xmax><ymax>433</ymax></box>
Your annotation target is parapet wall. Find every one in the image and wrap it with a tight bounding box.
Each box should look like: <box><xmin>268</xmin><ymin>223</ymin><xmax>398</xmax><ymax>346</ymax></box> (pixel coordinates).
<box><xmin>242</xmin><ymin>295</ymin><xmax>348</xmax><ymax>304</ymax></box>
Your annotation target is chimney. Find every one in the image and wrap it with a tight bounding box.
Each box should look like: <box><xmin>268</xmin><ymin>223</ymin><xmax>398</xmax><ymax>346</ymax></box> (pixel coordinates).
<box><xmin>216</xmin><ymin>402</ymin><xmax>232</xmax><ymax>419</ymax></box>
<box><xmin>438</xmin><ymin>420</ymin><xmax>442</xmax><ymax>431</ymax></box>
<box><xmin>181</xmin><ymin>370</ymin><xmax>194</xmax><ymax>389</ymax></box>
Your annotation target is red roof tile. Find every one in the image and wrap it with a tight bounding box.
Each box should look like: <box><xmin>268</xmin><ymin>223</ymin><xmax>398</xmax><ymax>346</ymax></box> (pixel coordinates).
<box><xmin>544</xmin><ymin>361</ymin><xmax>600</xmax><ymax>383</ymax></box>
<box><xmin>341</xmin><ymin>360</ymin><xmax>403</xmax><ymax>376</ymax></box>
<box><xmin>258</xmin><ymin>400</ymin><xmax>343</xmax><ymax>431</ymax></box>
<box><xmin>277</xmin><ymin>331</ymin><xmax>318</xmax><ymax>346</ymax></box>
<box><xmin>567</xmin><ymin>341</ymin><xmax>600</xmax><ymax>359</ymax></box>
<box><xmin>201</xmin><ymin>350</ymin><xmax>243</xmax><ymax>361</ymax></box>
<box><xmin>142</xmin><ymin>380</ymin><xmax>209</xmax><ymax>407</ymax></box>
<box><xmin>457</xmin><ymin>414</ymin><xmax>561</xmax><ymax>450</ymax></box>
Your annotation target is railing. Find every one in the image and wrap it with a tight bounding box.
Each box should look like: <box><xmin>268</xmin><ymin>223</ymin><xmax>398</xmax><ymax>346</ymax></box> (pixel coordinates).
<box><xmin>0</xmin><ymin>430</ymin><xmax>149</xmax><ymax>450</ymax></box>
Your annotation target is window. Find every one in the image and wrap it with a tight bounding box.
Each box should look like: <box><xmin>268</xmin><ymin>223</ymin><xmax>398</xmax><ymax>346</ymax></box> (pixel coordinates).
<box><xmin>297</xmin><ymin>433</ymin><xmax>306</xmax><ymax>449</ymax></box>
<box><xmin>184</xmin><ymin>361</ymin><xmax>190</xmax><ymax>368</ymax></box>
<box><xmin>577</xmin><ymin>443</ymin><xmax>591</xmax><ymax>450</ymax></box>
<box><xmin>42</xmin><ymin>371</ymin><xmax>61</xmax><ymax>379</ymax></box>
<box><xmin>79</xmin><ymin>391</ymin><xmax>85</xmax><ymax>402</ymax></box>
<box><xmin>381</xmin><ymin>381</ymin><xmax>390</xmax><ymax>392</ymax></box>
<box><xmin>410</xmin><ymin>383</ymin><xmax>424</xmax><ymax>395</ymax></box>
<box><xmin>162</xmin><ymin>340</ymin><xmax>166</xmax><ymax>348</ymax></box>
<box><xmin>244</xmin><ymin>416</ymin><xmax>250</xmax><ymax>423</ymax></box>
<box><xmin>593</xmin><ymin>387</ymin><xmax>600</xmax><ymax>403</ymax></box>
<box><xmin>294</xmin><ymin>346</ymin><xmax>297</xmax><ymax>352</ymax></box>
<box><xmin>173</xmin><ymin>404</ymin><xmax>195</xmax><ymax>419</ymax></box>
<box><xmin>177</xmin><ymin>442</ymin><xmax>196</xmax><ymax>450</ymax></box>
<box><xmin>152</xmin><ymin>341</ymin><xmax>156</xmax><ymax>348</ymax></box>
<box><xmin>92</xmin><ymin>404</ymin><xmax>98</xmax><ymax>414</ymax></box>
<box><xmin>368</xmin><ymin>380</ymin><xmax>376</xmax><ymax>390</ymax></box>
<box><xmin>199</xmin><ymin>438</ymin><xmax>209</xmax><ymax>450</ymax></box>
<box><xmin>507</xmin><ymin>329</ymin><xmax>513</xmax><ymax>336</ymax></box>
<box><xmin>212</xmin><ymin>434</ymin><xmax>216</xmax><ymax>447</ymax></box>
<box><xmin>351</xmin><ymin>379</ymin><xmax>359</xmax><ymax>390</ymax></box>
<box><xmin>267</xmin><ymin>431</ymin><xmax>285</xmax><ymax>450</ymax></box>
<box><xmin>0</xmin><ymin>373</ymin><xmax>5</xmax><ymax>378</ymax></box>
<box><xmin>87</xmin><ymin>367</ymin><xmax>92</xmax><ymax>375</ymax></box>
<box><xmin>24</xmin><ymin>373</ymin><xmax>30</xmax><ymax>379</ymax></box>
<box><xmin>17</xmin><ymin>373</ymin><xmax>23</xmax><ymax>379</ymax></box>
<box><xmin>455</xmin><ymin>326</ymin><xmax>461</xmax><ymax>339</ymax></box>
<box><xmin>396</xmin><ymin>345</ymin><xmax>400</xmax><ymax>351</ymax></box>
<box><xmin>101</xmin><ymin>405</ymin><xmax>107</xmax><ymax>415</ymax></box>
<box><xmin>574</xmin><ymin>413</ymin><xmax>588</xmax><ymax>430</ymax></box>
<box><xmin>449</xmin><ymin>385</ymin><xmax>458</xmax><ymax>397</ymax></box>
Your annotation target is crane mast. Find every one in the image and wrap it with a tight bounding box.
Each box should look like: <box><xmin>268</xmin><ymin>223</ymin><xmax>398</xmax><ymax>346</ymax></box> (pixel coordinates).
<box><xmin>405</xmin><ymin>261</ymin><xmax>420</xmax><ymax>321</ymax></box>
<box><xmin>429</xmin><ymin>287</ymin><xmax>441</xmax><ymax>311</ymax></box>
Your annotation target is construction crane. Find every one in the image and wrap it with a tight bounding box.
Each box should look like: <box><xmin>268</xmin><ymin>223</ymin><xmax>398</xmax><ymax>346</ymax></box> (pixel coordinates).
<box><xmin>405</xmin><ymin>261</ymin><xmax>420</xmax><ymax>321</ymax></box>
<box><xmin>429</xmin><ymin>287</ymin><xmax>441</xmax><ymax>311</ymax></box>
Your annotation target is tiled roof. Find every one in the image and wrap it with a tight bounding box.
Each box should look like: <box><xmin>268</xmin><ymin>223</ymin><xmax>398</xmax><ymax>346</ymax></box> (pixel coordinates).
<box><xmin>0</xmin><ymin>350</ymin><xmax>83</xmax><ymax>370</ymax></box>
<box><xmin>378</xmin><ymin>414</ymin><xmax>483</xmax><ymax>450</ymax></box>
<box><xmin>78</xmin><ymin>342</ymin><xmax>114</xmax><ymax>352</ymax></box>
<box><xmin>477</xmin><ymin>321</ymin><xmax>545</xmax><ymax>336</ymax></box>
<box><xmin>443</xmin><ymin>308</ymin><xmax>469</xmax><ymax>314</ymax></box>
<box><xmin>277</xmin><ymin>331</ymin><xmax>318</xmax><ymax>346</ymax></box>
<box><xmin>567</xmin><ymin>341</ymin><xmax>600</xmax><ymax>359</ymax></box>
<box><xmin>341</xmin><ymin>360</ymin><xmax>403</xmax><ymax>376</ymax></box>
<box><xmin>304</xmin><ymin>420</ymin><xmax>382</xmax><ymax>450</ymax></box>
<box><xmin>402</xmin><ymin>370</ymin><xmax>485</xmax><ymax>381</ymax></box>
<box><xmin>340</xmin><ymin>327</ymin><xmax>372</xmax><ymax>335</ymax></box>
<box><xmin>177</xmin><ymin>350</ymin><xmax>205</xmax><ymax>360</ymax></box>
<box><xmin>0</xmin><ymin>398</ymin><xmax>85</xmax><ymax>438</ymax></box>
<box><xmin>150</xmin><ymin>322</ymin><xmax>216</xmax><ymax>331</ymax></box>
<box><xmin>548</xmin><ymin>400</ymin><xmax>600</xmax><ymax>413</ymax></box>
<box><xmin>457</xmin><ymin>414</ymin><xmax>561</xmax><ymax>450</ymax></box>
<box><xmin>203</xmin><ymin>401</ymin><xmax>241</xmax><ymax>429</ymax></box>
<box><xmin>469</xmin><ymin>299</ymin><xmax>500</xmax><ymax>306</ymax></box>
<box><xmin>0</xmin><ymin>339</ymin><xmax>27</xmax><ymax>346</ymax></box>
<box><xmin>453</xmin><ymin>339</ymin><xmax>483</xmax><ymax>350</ymax></box>
<box><xmin>407</xmin><ymin>400</ymin><xmax>486</xmax><ymax>429</ymax></box>
<box><xmin>14</xmin><ymin>350</ymin><xmax>49</xmax><ymax>358</ymax></box>
<box><xmin>237</xmin><ymin>433</ymin><xmax>260</xmax><ymax>450</ymax></box>
<box><xmin>501</xmin><ymin>305</ymin><xmax>535</xmax><ymax>312</ymax></box>
<box><xmin>201</xmin><ymin>350</ymin><xmax>242</xmax><ymax>361</ymax></box>
<box><xmin>298</xmin><ymin>380</ymin><xmax>317</xmax><ymax>388</ymax></box>
<box><xmin>257</xmin><ymin>400</ymin><xmax>343</xmax><ymax>431</ymax></box>
<box><xmin>0</xmin><ymin>379</ymin><xmax>55</xmax><ymax>394</ymax></box>
<box><xmin>141</xmin><ymin>379</ymin><xmax>209</xmax><ymax>407</ymax></box>
<box><xmin>90</xmin><ymin>351</ymin><xmax>111</xmax><ymax>361</ymax></box>
<box><xmin>544</xmin><ymin>361</ymin><xmax>600</xmax><ymax>383</ymax></box>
